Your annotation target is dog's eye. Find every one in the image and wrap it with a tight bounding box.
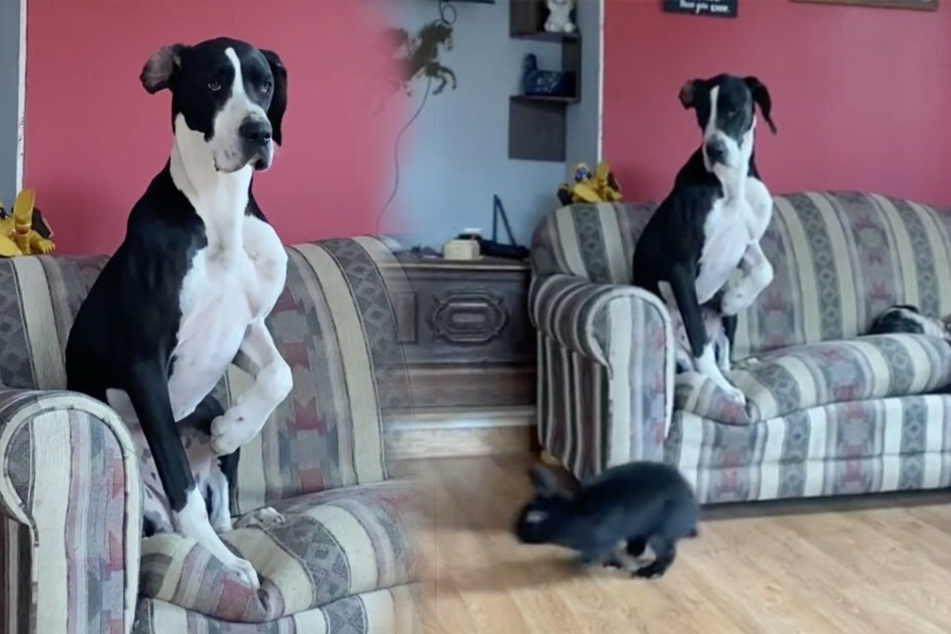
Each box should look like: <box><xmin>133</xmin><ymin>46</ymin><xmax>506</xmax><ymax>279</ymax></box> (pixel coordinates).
<box><xmin>262</xmin><ymin>81</ymin><xmax>273</xmax><ymax>93</ymax></box>
<box><xmin>207</xmin><ymin>81</ymin><xmax>222</xmax><ymax>92</ymax></box>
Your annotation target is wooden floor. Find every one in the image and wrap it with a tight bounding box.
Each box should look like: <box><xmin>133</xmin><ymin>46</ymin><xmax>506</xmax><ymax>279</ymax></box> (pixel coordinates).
<box><xmin>408</xmin><ymin>454</ymin><xmax>951</xmax><ymax>634</ymax></box>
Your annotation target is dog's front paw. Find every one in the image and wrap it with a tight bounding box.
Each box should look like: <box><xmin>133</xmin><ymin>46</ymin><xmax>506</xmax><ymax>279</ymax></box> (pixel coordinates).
<box><xmin>210</xmin><ymin>413</ymin><xmax>252</xmax><ymax>456</ymax></box>
<box><xmin>720</xmin><ymin>288</ymin><xmax>748</xmax><ymax>316</ymax></box>
<box><xmin>224</xmin><ymin>555</ymin><xmax>261</xmax><ymax>589</ymax></box>
<box><xmin>235</xmin><ymin>507</ymin><xmax>286</xmax><ymax>529</ymax></box>
<box><xmin>734</xmin><ymin>357</ymin><xmax>761</xmax><ymax>371</ymax></box>
<box><xmin>720</xmin><ymin>383</ymin><xmax>747</xmax><ymax>406</ymax></box>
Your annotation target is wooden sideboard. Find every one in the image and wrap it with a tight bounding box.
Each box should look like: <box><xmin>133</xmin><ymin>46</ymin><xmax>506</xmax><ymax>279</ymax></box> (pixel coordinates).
<box><xmin>386</xmin><ymin>255</ymin><xmax>537</xmax><ymax>457</ymax></box>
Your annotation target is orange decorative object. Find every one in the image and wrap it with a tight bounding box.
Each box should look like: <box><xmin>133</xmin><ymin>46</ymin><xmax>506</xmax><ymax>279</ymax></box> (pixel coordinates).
<box><xmin>0</xmin><ymin>189</ymin><xmax>56</xmax><ymax>257</ymax></box>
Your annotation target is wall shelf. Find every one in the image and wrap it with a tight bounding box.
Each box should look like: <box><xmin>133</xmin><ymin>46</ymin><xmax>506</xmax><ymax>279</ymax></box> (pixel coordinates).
<box><xmin>511</xmin><ymin>94</ymin><xmax>579</xmax><ymax>104</ymax></box>
<box><xmin>507</xmin><ymin>0</ymin><xmax>581</xmax><ymax>163</ymax></box>
<box><xmin>511</xmin><ymin>31</ymin><xmax>579</xmax><ymax>43</ymax></box>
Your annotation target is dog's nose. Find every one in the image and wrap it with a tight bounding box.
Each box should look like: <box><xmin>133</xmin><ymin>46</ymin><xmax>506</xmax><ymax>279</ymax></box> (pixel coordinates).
<box><xmin>239</xmin><ymin>119</ymin><xmax>273</xmax><ymax>146</ymax></box>
<box><xmin>705</xmin><ymin>139</ymin><xmax>726</xmax><ymax>165</ymax></box>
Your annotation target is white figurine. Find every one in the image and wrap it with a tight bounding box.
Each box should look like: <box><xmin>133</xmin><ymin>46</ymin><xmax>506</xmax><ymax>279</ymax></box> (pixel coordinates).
<box><xmin>545</xmin><ymin>0</ymin><xmax>576</xmax><ymax>34</ymax></box>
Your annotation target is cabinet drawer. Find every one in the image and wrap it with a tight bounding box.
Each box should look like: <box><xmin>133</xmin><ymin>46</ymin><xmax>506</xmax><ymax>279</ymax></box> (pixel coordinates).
<box><xmin>394</xmin><ymin>266</ymin><xmax>534</xmax><ymax>366</ymax></box>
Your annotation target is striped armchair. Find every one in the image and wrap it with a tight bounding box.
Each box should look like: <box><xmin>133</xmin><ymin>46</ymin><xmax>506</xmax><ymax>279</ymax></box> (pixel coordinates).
<box><xmin>0</xmin><ymin>237</ymin><xmax>422</xmax><ymax>633</ymax></box>
<box><xmin>530</xmin><ymin>192</ymin><xmax>951</xmax><ymax>504</ymax></box>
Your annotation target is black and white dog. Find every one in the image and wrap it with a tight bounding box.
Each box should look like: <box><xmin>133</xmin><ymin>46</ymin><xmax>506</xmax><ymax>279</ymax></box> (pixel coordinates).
<box><xmin>664</xmin><ymin>289</ymin><xmax>736</xmax><ymax>376</ymax></box>
<box><xmin>869</xmin><ymin>304</ymin><xmax>951</xmax><ymax>341</ymax></box>
<box><xmin>632</xmin><ymin>74</ymin><xmax>777</xmax><ymax>404</ymax></box>
<box><xmin>65</xmin><ymin>37</ymin><xmax>292</xmax><ymax>588</ymax></box>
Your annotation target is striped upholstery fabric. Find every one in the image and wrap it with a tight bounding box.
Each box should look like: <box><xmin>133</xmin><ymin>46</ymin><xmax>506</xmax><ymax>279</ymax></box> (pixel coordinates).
<box><xmin>529</xmin><ymin>273</ymin><xmax>674</xmax><ymax>477</ymax></box>
<box><xmin>0</xmin><ymin>237</ymin><xmax>410</xmax><ymax>510</ymax></box>
<box><xmin>0</xmin><ymin>236</ymin><xmax>420</xmax><ymax>632</ymax></box>
<box><xmin>532</xmin><ymin>193</ymin><xmax>951</xmax><ymax>359</ymax></box>
<box><xmin>676</xmin><ymin>334</ymin><xmax>951</xmax><ymax>425</ymax></box>
<box><xmin>530</xmin><ymin>192</ymin><xmax>951</xmax><ymax>500</ymax></box>
<box><xmin>669</xmin><ymin>393</ymin><xmax>951</xmax><ymax>504</ymax></box>
<box><xmin>138</xmin><ymin>481</ymin><xmax>420</xmax><ymax>622</ymax></box>
<box><xmin>133</xmin><ymin>585</ymin><xmax>423</xmax><ymax>634</ymax></box>
<box><xmin>0</xmin><ymin>389</ymin><xmax>141</xmax><ymax>634</ymax></box>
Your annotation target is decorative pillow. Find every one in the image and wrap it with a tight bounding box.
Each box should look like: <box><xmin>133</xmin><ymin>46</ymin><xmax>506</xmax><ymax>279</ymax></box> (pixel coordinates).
<box><xmin>676</xmin><ymin>334</ymin><xmax>951</xmax><ymax>425</ymax></box>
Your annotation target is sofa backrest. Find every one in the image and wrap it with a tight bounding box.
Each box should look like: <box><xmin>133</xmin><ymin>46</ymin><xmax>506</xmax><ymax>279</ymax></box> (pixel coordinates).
<box><xmin>0</xmin><ymin>236</ymin><xmax>410</xmax><ymax>514</ymax></box>
<box><xmin>531</xmin><ymin>191</ymin><xmax>951</xmax><ymax>360</ymax></box>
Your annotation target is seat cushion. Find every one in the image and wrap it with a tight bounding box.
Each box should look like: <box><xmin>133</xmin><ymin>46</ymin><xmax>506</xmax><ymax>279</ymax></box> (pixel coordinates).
<box><xmin>132</xmin><ymin>585</ymin><xmax>424</xmax><ymax>634</ymax></box>
<box><xmin>138</xmin><ymin>480</ymin><xmax>423</xmax><ymax>623</ymax></box>
<box><xmin>668</xmin><ymin>392</ymin><xmax>951</xmax><ymax>505</ymax></box>
<box><xmin>675</xmin><ymin>334</ymin><xmax>951</xmax><ymax>424</ymax></box>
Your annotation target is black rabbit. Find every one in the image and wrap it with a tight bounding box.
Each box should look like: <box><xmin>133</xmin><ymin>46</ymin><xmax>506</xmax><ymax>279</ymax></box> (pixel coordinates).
<box><xmin>513</xmin><ymin>460</ymin><xmax>699</xmax><ymax>579</ymax></box>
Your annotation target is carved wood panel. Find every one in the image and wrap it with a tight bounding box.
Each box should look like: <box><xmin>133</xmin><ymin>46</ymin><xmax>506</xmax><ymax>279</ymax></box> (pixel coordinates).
<box><xmin>392</xmin><ymin>257</ymin><xmax>537</xmax><ymax>410</ymax></box>
<box><xmin>428</xmin><ymin>289</ymin><xmax>509</xmax><ymax>346</ymax></box>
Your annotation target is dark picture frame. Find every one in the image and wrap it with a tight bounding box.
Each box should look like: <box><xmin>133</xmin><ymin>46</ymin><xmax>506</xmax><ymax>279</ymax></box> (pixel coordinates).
<box><xmin>792</xmin><ymin>0</ymin><xmax>937</xmax><ymax>10</ymax></box>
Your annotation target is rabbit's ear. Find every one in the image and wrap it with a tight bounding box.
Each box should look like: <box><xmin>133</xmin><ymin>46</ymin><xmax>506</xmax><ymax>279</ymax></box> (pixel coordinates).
<box><xmin>528</xmin><ymin>465</ymin><xmax>561</xmax><ymax>497</ymax></box>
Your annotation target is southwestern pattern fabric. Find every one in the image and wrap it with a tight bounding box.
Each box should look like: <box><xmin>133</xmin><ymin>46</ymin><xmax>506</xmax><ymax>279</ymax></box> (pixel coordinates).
<box><xmin>139</xmin><ymin>482</ymin><xmax>422</xmax><ymax>622</ymax></box>
<box><xmin>530</xmin><ymin>192</ymin><xmax>951</xmax><ymax>493</ymax></box>
<box><xmin>0</xmin><ymin>389</ymin><xmax>142</xmax><ymax>634</ymax></box>
<box><xmin>133</xmin><ymin>585</ymin><xmax>422</xmax><ymax>634</ymax></box>
<box><xmin>669</xmin><ymin>393</ymin><xmax>951</xmax><ymax>504</ymax></box>
<box><xmin>0</xmin><ymin>237</ymin><xmax>410</xmax><ymax>512</ymax></box>
<box><xmin>0</xmin><ymin>237</ymin><xmax>419</xmax><ymax>632</ymax></box>
<box><xmin>676</xmin><ymin>334</ymin><xmax>951</xmax><ymax>424</ymax></box>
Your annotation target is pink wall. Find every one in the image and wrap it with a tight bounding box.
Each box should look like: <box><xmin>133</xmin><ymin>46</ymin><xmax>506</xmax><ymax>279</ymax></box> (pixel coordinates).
<box><xmin>25</xmin><ymin>0</ymin><xmax>400</xmax><ymax>255</ymax></box>
<box><xmin>603</xmin><ymin>1</ymin><xmax>951</xmax><ymax>207</ymax></box>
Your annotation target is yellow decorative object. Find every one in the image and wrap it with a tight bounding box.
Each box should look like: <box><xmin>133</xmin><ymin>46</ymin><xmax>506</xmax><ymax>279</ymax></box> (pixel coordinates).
<box><xmin>0</xmin><ymin>189</ymin><xmax>56</xmax><ymax>257</ymax></box>
<box><xmin>557</xmin><ymin>160</ymin><xmax>623</xmax><ymax>206</ymax></box>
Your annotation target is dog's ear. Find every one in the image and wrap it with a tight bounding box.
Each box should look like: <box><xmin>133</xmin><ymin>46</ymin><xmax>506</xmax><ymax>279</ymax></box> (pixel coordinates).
<box><xmin>260</xmin><ymin>49</ymin><xmax>288</xmax><ymax>146</ymax></box>
<box><xmin>744</xmin><ymin>76</ymin><xmax>777</xmax><ymax>135</ymax></box>
<box><xmin>140</xmin><ymin>44</ymin><xmax>188</xmax><ymax>95</ymax></box>
<box><xmin>679</xmin><ymin>79</ymin><xmax>703</xmax><ymax>110</ymax></box>
<box><xmin>528</xmin><ymin>465</ymin><xmax>562</xmax><ymax>497</ymax></box>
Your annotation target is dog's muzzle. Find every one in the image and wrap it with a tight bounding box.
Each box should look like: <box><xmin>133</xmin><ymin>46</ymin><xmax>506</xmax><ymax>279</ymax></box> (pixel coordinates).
<box><xmin>239</xmin><ymin>118</ymin><xmax>274</xmax><ymax>170</ymax></box>
<box><xmin>704</xmin><ymin>138</ymin><xmax>727</xmax><ymax>167</ymax></box>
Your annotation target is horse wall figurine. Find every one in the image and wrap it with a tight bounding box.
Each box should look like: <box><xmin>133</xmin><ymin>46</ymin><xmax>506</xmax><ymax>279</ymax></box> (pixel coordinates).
<box><xmin>370</xmin><ymin>19</ymin><xmax>457</xmax><ymax>113</ymax></box>
<box><xmin>403</xmin><ymin>21</ymin><xmax>457</xmax><ymax>96</ymax></box>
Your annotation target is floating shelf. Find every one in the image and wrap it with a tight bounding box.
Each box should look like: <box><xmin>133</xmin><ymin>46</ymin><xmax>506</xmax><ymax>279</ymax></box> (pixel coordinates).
<box><xmin>507</xmin><ymin>0</ymin><xmax>582</xmax><ymax>163</ymax></box>
<box><xmin>511</xmin><ymin>30</ymin><xmax>580</xmax><ymax>43</ymax></box>
<box><xmin>511</xmin><ymin>94</ymin><xmax>579</xmax><ymax>104</ymax></box>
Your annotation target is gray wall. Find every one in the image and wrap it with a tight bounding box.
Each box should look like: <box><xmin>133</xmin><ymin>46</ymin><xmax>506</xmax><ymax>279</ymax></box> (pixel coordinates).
<box><xmin>565</xmin><ymin>0</ymin><xmax>603</xmax><ymax>180</ymax></box>
<box><xmin>371</xmin><ymin>0</ymin><xmax>567</xmax><ymax>249</ymax></box>
<box><xmin>0</xmin><ymin>0</ymin><xmax>21</xmax><ymax>208</ymax></box>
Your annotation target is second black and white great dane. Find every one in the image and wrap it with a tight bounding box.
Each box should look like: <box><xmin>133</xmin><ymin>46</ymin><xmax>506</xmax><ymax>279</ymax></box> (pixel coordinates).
<box><xmin>632</xmin><ymin>74</ymin><xmax>778</xmax><ymax>405</ymax></box>
<box><xmin>65</xmin><ymin>37</ymin><xmax>293</xmax><ymax>588</ymax></box>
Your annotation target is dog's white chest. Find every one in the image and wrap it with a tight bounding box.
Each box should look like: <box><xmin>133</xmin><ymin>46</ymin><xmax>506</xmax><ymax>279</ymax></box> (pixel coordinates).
<box><xmin>167</xmin><ymin>214</ymin><xmax>287</xmax><ymax>421</ymax></box>
<box><xmin>695</xmin><ymin>197</ymin><xmax>753</xmax><ymax>304</ymax></box>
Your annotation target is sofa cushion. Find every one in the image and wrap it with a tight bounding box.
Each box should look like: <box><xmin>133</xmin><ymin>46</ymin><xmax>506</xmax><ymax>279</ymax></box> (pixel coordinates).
<box><xmin>676</xmin><ymin>334</ymin><xmax>951</xmax><ymax>424</ymax></box>
<box><xmin>669</xmin><ymin>392</ymin><xmax>951</xmax><ymax>505</ymax></box>
<box><xmin>138</xmin><ymin>480</ymin><xmax>422</xmax><ymax>623</ymax></box>
<box><xmin>132</xmin><ymin>585</ymin><xmax>424</xmax><ymax>634</ymax></box>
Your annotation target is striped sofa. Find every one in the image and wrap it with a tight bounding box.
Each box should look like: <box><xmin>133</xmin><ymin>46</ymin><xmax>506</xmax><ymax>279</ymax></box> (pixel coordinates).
<box><xmin>0</xmin><ymin>237</ymin><xmax>423</xmax><ymax>633</ymax></box>
<box><xmin>530</xmin><ymin>192</ymin><xmax>951</xmax><ymax>505</ymax></box>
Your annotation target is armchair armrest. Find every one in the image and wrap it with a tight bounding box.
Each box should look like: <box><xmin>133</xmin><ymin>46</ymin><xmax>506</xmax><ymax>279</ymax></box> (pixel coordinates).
<box><xmin>529</xmin><ymin>273</ymin><xmax>674</xmax><ymax>368</ymax></box>
<box><xmin>529</xmin><ymin>273</ymin><xmax>677</xmax><ymax>471</ymax></box>
<box><xmin>0</xmin><ymin>389</ymin><xmax>141</xmax><ymax>634</ymax></box>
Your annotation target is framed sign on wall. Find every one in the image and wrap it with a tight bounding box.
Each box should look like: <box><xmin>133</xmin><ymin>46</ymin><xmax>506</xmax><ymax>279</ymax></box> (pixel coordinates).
<box><xmin>661</xmin><ymin>0</ymin><xmax>739</xmax><ymax>18</ymax></box>
<box><xmin>792</xmin><ymin>0</ymin><xmax>937</xmax><ymax>10</ymax></box>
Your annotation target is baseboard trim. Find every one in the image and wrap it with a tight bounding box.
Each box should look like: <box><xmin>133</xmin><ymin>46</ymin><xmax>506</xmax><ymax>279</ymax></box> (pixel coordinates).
<box><xmin>390</xmin><ymin>405</ymin><xmax>535</xmax><ymax>431</ymax></box>
<box><xmin>386</xmin><ymin>406</ymin><xmax>536</xmax><ymax>459</ymax></box>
